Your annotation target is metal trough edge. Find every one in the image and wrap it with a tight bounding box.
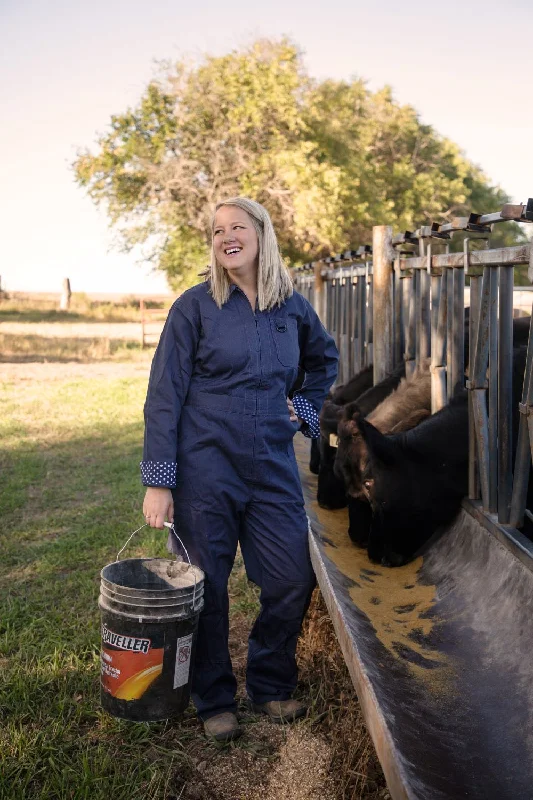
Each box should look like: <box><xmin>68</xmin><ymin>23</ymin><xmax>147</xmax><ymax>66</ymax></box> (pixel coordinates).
<box><xmin>308</xmin><ymin>529</ymin><xmax>412</xmax><ymax>800</ymax></box>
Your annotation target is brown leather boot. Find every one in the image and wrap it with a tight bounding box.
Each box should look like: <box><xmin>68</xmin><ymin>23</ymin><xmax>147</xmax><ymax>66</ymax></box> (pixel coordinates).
<box><xmin>250</xmin><ymin>699</ymin><xmax>307</xmax><ymax>723</ymax></box>
<box><xmin>203</xmin><ymin>712</ymin><xmax>243</xmax><ymax>742</ymax></box>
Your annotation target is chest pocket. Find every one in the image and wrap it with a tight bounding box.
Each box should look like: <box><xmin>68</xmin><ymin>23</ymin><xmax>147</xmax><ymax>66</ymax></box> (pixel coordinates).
<box><xmin>270</xmin><ymin>317</ymin><xmax>300</xmax><ymax>368</ymax></box>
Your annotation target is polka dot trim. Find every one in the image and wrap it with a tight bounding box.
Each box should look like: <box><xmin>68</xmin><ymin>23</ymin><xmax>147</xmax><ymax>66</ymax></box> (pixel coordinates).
<box><xmin>140</xmin><ymin>461</ymin><xmax>177</xmax><ymax>488</ymax></box>
<box><xmin>292</xmin><ymin>394</ymin><xmax>320</xmax><ymax>439</ymax></box>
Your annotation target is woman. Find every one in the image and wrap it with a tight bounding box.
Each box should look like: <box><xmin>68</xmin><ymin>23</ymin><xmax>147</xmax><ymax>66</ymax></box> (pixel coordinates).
<box><xmin>142</xmin><ymin>197</ymin><xmax>338</xmax><ymax>741</ymax></box>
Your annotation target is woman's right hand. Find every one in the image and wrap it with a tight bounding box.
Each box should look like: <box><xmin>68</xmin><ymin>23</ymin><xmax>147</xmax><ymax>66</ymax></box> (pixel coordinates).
<box><xmin>143</xmin><ymin>487</ymin><xmax>174</xmax><ymax>529</ymax></box>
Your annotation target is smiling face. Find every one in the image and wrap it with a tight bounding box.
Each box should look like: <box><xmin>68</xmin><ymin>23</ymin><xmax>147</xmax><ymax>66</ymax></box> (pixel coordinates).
<box><xmin>213</xmin><ymin>205</ymin><xmax>259</xmax><ymax>279</ymax></box>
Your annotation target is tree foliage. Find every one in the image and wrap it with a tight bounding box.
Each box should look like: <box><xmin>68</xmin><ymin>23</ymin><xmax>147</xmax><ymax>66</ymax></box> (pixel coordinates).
<box><xmin>74</xmin><ymin>39</ymin><xmax>525</xmax><ymax>290</ymax></box>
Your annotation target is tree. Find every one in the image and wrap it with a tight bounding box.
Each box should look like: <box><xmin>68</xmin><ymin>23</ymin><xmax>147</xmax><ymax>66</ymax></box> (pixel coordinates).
<box><xmin>74</xmin><ymin>39</ymin><xmax>524</xmax><ymax>290</ymax></box>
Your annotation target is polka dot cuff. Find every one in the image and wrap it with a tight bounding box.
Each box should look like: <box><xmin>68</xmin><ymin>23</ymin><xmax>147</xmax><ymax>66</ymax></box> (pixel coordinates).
<box><xmin>140</xmin><ymin>461</ymin><xmax>177</xmax><ymax>488</ymax></box>
<box><xmin>292</xmin><ymin>394</ymin><xmax>320</xmax><ymax>439</ymax></box>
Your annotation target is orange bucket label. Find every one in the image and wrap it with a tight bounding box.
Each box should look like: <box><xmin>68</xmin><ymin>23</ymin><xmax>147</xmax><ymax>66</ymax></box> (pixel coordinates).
<box><xmin>100</xmin><ymin>624</ymin><xmax>164</xmax><ymax>700</ymax></box>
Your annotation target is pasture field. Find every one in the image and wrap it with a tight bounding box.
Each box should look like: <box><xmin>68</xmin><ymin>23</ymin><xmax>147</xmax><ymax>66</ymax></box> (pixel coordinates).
<box><xmin>0</xmin><ymin>317</ymin><xmax>387</xmax><ymax>800</ymax></box>
<box><xmin>0</xmin><ymin>293</ymin><xmax>169</xmax><ymax>363</ymax></box>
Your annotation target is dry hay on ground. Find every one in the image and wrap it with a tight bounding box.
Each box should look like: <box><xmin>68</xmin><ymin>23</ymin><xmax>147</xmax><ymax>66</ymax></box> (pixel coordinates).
<box><xmin>176</xmin><ymin>592</ymin><xmax>388</xmax><ymax>800</ymax></box>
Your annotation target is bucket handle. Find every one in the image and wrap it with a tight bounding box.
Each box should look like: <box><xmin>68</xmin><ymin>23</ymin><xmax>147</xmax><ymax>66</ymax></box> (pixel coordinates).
<box><xmin>115</xmin><ymin>522</ymin><xmax>198</xmax><ymax>607</ymax></box>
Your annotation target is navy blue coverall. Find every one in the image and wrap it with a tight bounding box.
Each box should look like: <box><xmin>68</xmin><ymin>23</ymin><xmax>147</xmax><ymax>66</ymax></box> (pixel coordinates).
<box><xmin>141</xmin><ymin>280</ymin><xmax>338</xmax><ymax>720</ymax></box>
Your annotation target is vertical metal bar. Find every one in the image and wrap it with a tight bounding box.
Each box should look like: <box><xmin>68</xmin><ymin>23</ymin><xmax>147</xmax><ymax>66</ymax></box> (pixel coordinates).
<box><xmin>470</xmin><ymin>267</ymin><xmax>492</xmax><ymax>511</ymax></box>
<box><xmin>366</xmin><ymin>269</ymin><xmax>374</xmax><ymax>368</ymax></box>
<box><xmin>393</xmin><ymin>257</ymin><xmax>403</xmax><ymax>367</ymax></box>
<box><xmin>352</xmin><ymin>274</ymin><xmax>358</xmax><ymax>373</ymax></box>
<box><xmin>431</xmin><ymin>269</ymin><xmax>447</xmax><ymax>413</ymax></box>
<box><xmin>340</xmin><ymin>277</ymin><xmax>349</xmax><ymax>384</ymax></box>
<box><xmin>318</xmin><ymin>265</ymin><xmax>328</xmax><ymax>329</ymax></box>
<box><xmin>338</xmin><ymin>277</ymin><xmax>344</xmax><ymax>384</ymax></box>
<box><xmin>420</xmin><ymin>243</ymin><xmax>431</xmax><ymax>363</ymax></box>
<box><xmin>336</xmin><ymin>276</ymin><xmax>342</xmax><ymax>350</ymax></box>
<box><xmin>358</xmin><ymin>271</ymin><xmax>366</xmax><ymax>372</ymax></box>
<box><xmin>468</xmin><ymin>269</ymin><xmax>482</xmax><ymax>501</ymax></box>
<box><xmin>399</xmin><ymin>272</ymin><xmax>406</xmax><ymax>368</ymax></box>
<box><xmin>325</xmin><ymin>279</ymin><xmax>331</xmax><ymax>331</ymax></box>
<box><xmin>414</xmin><ymin>264</ymin><xmax>422</xmax><ymax>368</ymax></box>
<box><xmin>404</xmin><ymin>271</ymin><xmax>416</xmax><ymax>379</ymax></box>
<box><xmin>332</xmin><ymin>277</ymin><xmax>339</xmax><ymax>345</ymax></box>
<box><xmin>328</xmin><ymin>279</ymin><xmax>332</xmax><ymax>330</ymax></box>
<box><xmin>498</xmin><ymin>265</ymin><xmax>514</xmax><ymax>524</ymax></box>
<box><xmin>472</xmin><ymin>391</ymin><xmax>491</xmax><ymax>510</ymax></box>
<box><xmin>401</xmin><ymin>273</ymin><xmax>409</xmax><ymax>360</ymax></box>
<box><xmin>347</xmin><ymin>271</ymin><xmax>355</xmax><ymax>375</ymax></box>
<box><xmin>488</xmin><ymin>268</ymin><xmax>499</xmax><ymax>513</ymax></box>
<box><xmin>372</xmin><ymin>226</ymin><xmax>394</xmax><ymax>383</ymax></box>
<box><xmin>446</xmin><ymin>267</ymin><xmax>454</xmax><ymax>397</ymax></box>
<box><xmin>452</xmin><ymin>265</ymin><xmax>465</xmax><ymax>397</ymax></box>
<box><xmin>329</xmin><ymin>278</ymin><xmax>335</xmax><ymax>339</ymax></box>
<box><xmin>355</xmin><ymin>269</ymin><xmax>361</xmax><ymax>373</ymax></box>
<box><xmin>472</xmin><ymin>267</ymin><xmax>491</xmax><ymax>388</ymax></box>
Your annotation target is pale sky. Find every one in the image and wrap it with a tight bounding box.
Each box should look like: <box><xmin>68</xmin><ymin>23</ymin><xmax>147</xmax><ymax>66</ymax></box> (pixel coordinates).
<box><xmin>1</xmin><ymin>0</ymin><xmax>532</xmax><ymax>295</ymax></box>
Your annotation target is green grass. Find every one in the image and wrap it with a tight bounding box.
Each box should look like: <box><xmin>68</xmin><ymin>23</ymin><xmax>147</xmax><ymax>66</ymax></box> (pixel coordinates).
<box><xmin>0</xmin><ymin>369</ymin><xmax>260</xmax><ymax>800</ymax></box>
<box><xmin>0</xmin><ymin>362</ymin><xmax>386</xmax><ymax>800</ymax></box>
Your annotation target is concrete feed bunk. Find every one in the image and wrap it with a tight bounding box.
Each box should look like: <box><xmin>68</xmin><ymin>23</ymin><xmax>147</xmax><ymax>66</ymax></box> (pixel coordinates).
<box><xmin>296</xmin><ymin>436</ymin><xmax>533</xmax><ymax>800</ymax></box>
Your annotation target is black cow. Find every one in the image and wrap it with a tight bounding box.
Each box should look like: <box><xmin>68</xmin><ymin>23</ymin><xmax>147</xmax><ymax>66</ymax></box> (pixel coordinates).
<box><xmin>309</xmin><ymin>365</ymin><xmax>374</xmax><ymax>476</ymax></box>
<box><xmin>308</xmin><ymin>364</ymin><xmax>378</xmax><ymax>475</ymax></box>
<box><xmin>337</xmin><ymin>391</ymin><xmax>469</xmax><ymax>566</ymax></box>
<box><xmin>317</xmin><ymin>363</ymin><xmax>406</xmax><ymax>509</ymax></box>
<box><xmin>337</xmin><ymin>344</ymin><xmax>530</xmax><ymax>567</ymax></box>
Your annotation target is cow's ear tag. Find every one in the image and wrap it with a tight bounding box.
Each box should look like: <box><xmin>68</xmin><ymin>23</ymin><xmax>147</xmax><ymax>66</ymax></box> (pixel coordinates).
<box><xmin>329</xmin><ymin>433</ymin><xmax>339</xmax><ymax>448</ymax></box>
<box><xmin>276</xmin><ymin>322</ymin><xmax>287</xmax><ymax>332</ymax></box>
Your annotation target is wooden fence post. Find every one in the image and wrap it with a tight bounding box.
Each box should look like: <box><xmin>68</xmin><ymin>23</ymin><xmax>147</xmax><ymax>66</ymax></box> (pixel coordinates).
<box><xmin>140</xmin><ymin>299</ymin><xmax>146</xmax><ymax>348</ymax></box>
<box><xmin>372</xmin><ymin>226</ymin><xmax>394</xmax><ymax>383</ymax></box>
<box><xmin>313</xmin><ymin>261</ymin><xmax>326</xmax><ymax>325</ymax></box>
<box><xmin>60</xmin><ymin>278</ymin><xmax>71</xmax><ymax>311</ymax></box>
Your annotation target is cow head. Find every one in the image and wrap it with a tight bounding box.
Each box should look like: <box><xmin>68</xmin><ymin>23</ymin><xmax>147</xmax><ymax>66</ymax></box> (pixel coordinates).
<box><xmin>335</xmin><ymin>402</ymin><xmax>377</xmax><ymax>501</ymax></box>
<box><xmin>354</xmin><ymin>416</ymin><xmax>465</xmax><ymax>567</ymax></box>
<box><xmin>317</xmin><ymin>400</ymin><xmax>348</xmax><ymax>509</ymax></box>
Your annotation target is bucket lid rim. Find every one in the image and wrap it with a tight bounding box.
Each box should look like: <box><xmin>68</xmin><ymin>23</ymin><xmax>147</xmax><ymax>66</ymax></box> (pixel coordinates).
<box><xmin>101</xmin><ymin>557</ymin><xmax>205</xmax><ymax>585</ymax></box>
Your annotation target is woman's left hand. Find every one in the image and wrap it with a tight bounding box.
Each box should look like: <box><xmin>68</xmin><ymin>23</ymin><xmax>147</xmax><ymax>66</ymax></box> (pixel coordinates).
<box><xmin>287</xmin><ymin>398</ymin><xmax>303</xmax><ymax>427</ymax></box>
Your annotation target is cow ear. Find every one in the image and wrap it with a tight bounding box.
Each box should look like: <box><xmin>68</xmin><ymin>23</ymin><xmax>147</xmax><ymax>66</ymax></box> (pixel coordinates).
<box><xmin>320</xmin><ymin>400</ymin><xmax>343</xmax><ymax>424</ymax></box>
<box><xmin>342</xmin><ymin>401</ymin><xmax>362</xmax><ymax>421</ymax></box>
<box><xmin>358</xmin><ymin>418</ymin><xmax>397</xmax><ymax>466</ymax></box>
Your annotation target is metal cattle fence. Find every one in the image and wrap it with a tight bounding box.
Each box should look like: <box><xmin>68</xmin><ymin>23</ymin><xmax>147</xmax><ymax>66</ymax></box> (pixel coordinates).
<box><xmin>292</xmin><ymin>199</ymin><xmax>533</xmax><ymax>563</ymax></box>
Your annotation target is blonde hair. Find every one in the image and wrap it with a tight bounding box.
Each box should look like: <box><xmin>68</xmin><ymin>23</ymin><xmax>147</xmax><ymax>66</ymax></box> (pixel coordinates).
<box><xmin>208</xmin><ymin>197</ymin><xmax>293</xmax><ymax>310</ymax></box>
